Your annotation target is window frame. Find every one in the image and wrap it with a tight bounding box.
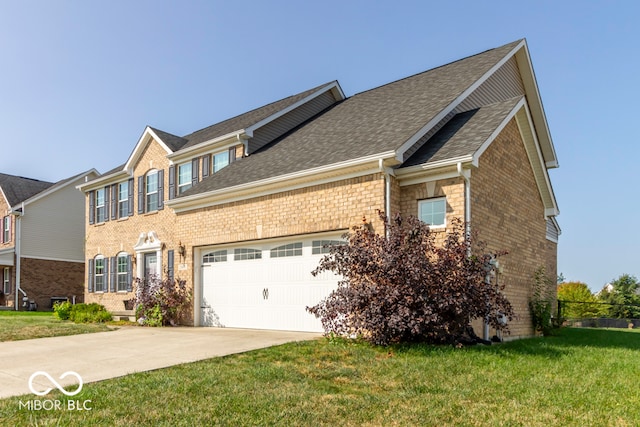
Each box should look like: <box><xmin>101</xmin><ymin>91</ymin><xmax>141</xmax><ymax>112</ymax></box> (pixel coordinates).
<box><xmin>2</xmin><ymin>216</ymin><xmax>10</xmax><ymax>243</ymax></box>
<box><xmin>118</xmin><ymin>181</ymin><xmax>129</xmax><ymax>219</ymax></box>
<box><xmin>233</xmin><ymin>248</ymin><xmax>262</xmax><ymax>261</ymax></box>
<box><xmin>418</xmin><ymin>197</ymin><xmax>446</xmax><ymax>228</ymax></box>
<box><xmin>116</xmin><ymin>253</ymin><xmax>129</xmax><ymax>292</ymax></box>
<box><xmin>203</xmin><ymin>250</ymin><xmax>227</xmax><ymax>263</ymax></box>
<box><xmin>145</xmin><ymin>170</ymin><xmax>159</xmax><ymax>212</ymax></box>
<box><xmin>177</xmin><ymin>162</ymin><xmax>192</xmax><ymax>194</ymax></box>
<box><xmin>3</xmin><ymin>267</ymin><xmax>10</xmax><ymax>294</ymax></box>
<box><xmin>270</xmin><ymin>242</ymin><xmax>303</xmax><ymax>258</ymax></box>
<box><xmin>311</xmin><ymin>240</ymin><xmax>344</xmax><ymax>255</ymax></box>
<box><xmin>95</xmin><ymin>188</ymin><xmax>106</xmax><ymax>223</ymax></box>
<box><xmin>213</xmin><ymin>151</ymin><xmax>230</xmax><ymax>173</ymax></box>
<box><xmin>94</xmin><ymin>256</ymin><xmax>105</xmax><ymax>292</ymax></box>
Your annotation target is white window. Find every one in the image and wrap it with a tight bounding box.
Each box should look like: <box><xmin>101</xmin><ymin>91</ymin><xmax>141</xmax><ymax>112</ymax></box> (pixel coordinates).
<box><xmin>117</xmin><ymin>254</ymin><xmax>129</xmax><ymax>292</ymax></box>
<box><xmin>118</xmin><ymin>181</ymin><xmax>129</xmax><ymax>218</ymax></box>
<box><xmin>178</xmin><ymin>163</ymin><xmax>192</xmax><ymax>194</ymax></box>
<box><xmin>270</xmin><ymin>243</ymin><xmax>303</xmax><ymax>258</ymax></box>
<box><xmin>418</xmin><ymin>198</ymin><xmax>446</xmax><ymax>228</ymax></box>
<box><xmin>3</xmin><ymin>216</ymin><xmax>10</xmax><ymax>242</ymax></box>
<box><xmin>146</xmin><ymin>170</ymin><xmax>159</xmax><ymax>212</ymax></box>
<box><xmin>234</xmin><ymin>248</ymin><xmax>262</xmax><ymax>261</ymax></box>
<box><xmin>213</xmin><ymin>151</ymin><xmax>230</xmax><ymax>173</ymax></box>
<box><xmin>94</xmin><ymin>257</ymin><xmax>105</xmax><ymax>292</ymax></box>
<box><xmin>203</xmin><ymin>250</ymin><xmax>227</xmax><ymax>263</ymax></box>
<box><xmin>95</xmin><ymin>188</ymin><xmax>106</xmax><ymax>223</ymax></box>
<box><xmin>312</xmin><ymin>240</ymin><xmax>343</xmax><ymax>255</ymax></box>
<box><xmin>3</xmin><ymin>267</ymin><xmax>10</xmax><ymax>294</ymax></box>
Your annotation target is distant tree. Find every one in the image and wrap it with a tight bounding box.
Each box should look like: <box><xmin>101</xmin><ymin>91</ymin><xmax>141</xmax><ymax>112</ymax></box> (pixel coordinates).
<box><xmin>557</xmin><ymin>281</ymin><xmax>600</xmax><ymax>318</ymax></box>
<box><xmin>598</xmin><ymin>274</ymin><xmax>640</xmax><ymax>318</ymax></box>
<box><xmin>307</xmin><ymin>213</ymin><xmax>513</xmax><ymax>346</ymax></box>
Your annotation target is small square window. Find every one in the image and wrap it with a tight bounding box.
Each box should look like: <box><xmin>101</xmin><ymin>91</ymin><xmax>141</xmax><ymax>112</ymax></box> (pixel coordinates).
<box><xmin>418</xmin><ymin>198</ymin><xmax>446</xmax><ymax>228</ymax></box>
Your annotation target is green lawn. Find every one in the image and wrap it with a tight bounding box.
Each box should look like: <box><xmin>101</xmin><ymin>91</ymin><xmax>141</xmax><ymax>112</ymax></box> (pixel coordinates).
<box><xmin>1</xmin><ymin>327</ymin><xmax>640</xmax><ymax>426</ymax></box>
<box><xmin>0</xmin><ymin>311</ymin><xmax>111</xmax><ymax>342</ymax></box>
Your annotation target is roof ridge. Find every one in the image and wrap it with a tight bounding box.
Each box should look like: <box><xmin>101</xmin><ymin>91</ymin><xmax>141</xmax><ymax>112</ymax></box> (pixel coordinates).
<box><xmin>351</xmin><ymin>39</ymin><xmax>524</xmax><ymax>98</ymax></box>
<box><xmin>181</xmin><ymin>81</ymin><xmax>336</xmax><ymax>139</ymax></box>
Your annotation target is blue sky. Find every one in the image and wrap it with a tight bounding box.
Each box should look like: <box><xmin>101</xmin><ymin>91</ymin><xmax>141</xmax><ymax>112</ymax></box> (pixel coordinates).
<box><xmin>1</xmin><ymin>1</ymin><xmax>638</xmax><ymax>291</ymax></box>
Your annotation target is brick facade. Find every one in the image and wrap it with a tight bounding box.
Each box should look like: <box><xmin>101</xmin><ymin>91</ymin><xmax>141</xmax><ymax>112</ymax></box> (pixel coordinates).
<box><xmin>20</xmin><ymin>257</ymin><xmax>85</xmax><ymax>310</ymax></box>
<box><xmin>471</xmin><ymin>118</ymin><xmax>557</xmax><ymax>339</ymax></box>
<box><xmin>0</xmin><ymin>195</ymin><xmax>15</xmax><ymax>307</ymax></box>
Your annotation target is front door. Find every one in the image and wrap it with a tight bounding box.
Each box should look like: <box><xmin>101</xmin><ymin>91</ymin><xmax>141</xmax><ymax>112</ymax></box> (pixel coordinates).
<box><xmin>144</xmin><ymin>253</ymin><xmax>158</xmax><ymax>278</ymax></box>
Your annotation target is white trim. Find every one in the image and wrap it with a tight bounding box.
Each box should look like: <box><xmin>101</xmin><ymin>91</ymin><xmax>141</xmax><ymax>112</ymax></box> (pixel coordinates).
<box><xmin>124</xmin><ymin>127</ymin><xmax>175</xmax><ymax>173</ymax></box>
<box><xmin>471</xmin><ymin>97</ymin><xmax>526</xmax><ymax>165</ymax></box>
<box><xmin>396</xmin><ymin>168</ymin><xmax>466</xmax><ymax>187</ymax></box>
<box><xmin>167</xmin><ymin>152</ymin><xmax>395</xmax><ymax>212</ymax></box>
<box><xmin>395</xmin><ymin>40</ymin><xmax>525</xmax><ymax>162</ymax></box>
<box><xmin>168</xmin><ymin>132</ymin><xmax>246</xmax><ymax>162</ymax></box>
<box><xmin>18</xmin><ymin>255</ymin><xmax>85</xmax><ymax>263</ymax></box>
<box><xmin>133</xmin><ymin>231</ymin><xmax>163</xmax><ymax>278</ymax></box>
<box><xmin>77</xmin><ymin>170</ymin><xmax>129</xmax><ymax>192</ymax></box>
<box><xmin>418</xmin><ymin>197</ymin><xmax>447</xmax><ymax>228</ymax></box>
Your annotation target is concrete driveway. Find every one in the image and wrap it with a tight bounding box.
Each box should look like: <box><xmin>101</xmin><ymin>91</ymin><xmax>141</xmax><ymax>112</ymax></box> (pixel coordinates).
<box><xmin>0</xmin><ymin>327</ymin><xmax>320</xmax><ymax>399</ymax></box>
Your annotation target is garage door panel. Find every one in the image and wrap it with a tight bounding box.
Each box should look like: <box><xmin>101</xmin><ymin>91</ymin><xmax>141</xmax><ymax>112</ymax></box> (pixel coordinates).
<box><xmin>201</xmin><ymin>236</ymin><xmax>342</xmax><ymax>332</ymax></box>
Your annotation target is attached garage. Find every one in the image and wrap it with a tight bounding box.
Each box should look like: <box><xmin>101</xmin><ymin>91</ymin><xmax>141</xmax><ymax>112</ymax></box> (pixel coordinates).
<box><xmin>197</xmin><ymin>234</ymin><xmax>343</xmax><ymax>332</ymax></box>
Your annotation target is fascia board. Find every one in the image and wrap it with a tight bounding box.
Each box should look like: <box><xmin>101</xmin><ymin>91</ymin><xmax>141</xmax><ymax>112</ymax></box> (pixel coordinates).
<box><xmin>24</xmin><ymin>169</ymin><xmax>99</xmax><ymax>203</ymax></box>
<box><xmin>76</xmin><ymin>169</ymin><xmax>130</xmax><ymax>192</ymax></box>
<box><xmin>244</xmin><ymin>81</ymin><xmax>345</xmax><ymax>137</ymax></box>
<box><xmin>124</xmin><ymin>127</ymin><xmax>174</xmax><ymax>172</ymax></box>
<box><xmin>168</xmin><ymin>131</ymin><xmax>246</xmax><ymax>163</ymax></box>
<box><xmin>515</xmin><ymin>42</ymin><xmax>558</xmax><ymax>168</ymax></box>
<box><xmin>514</xmin><ymin>103</ymin><xmax>560</xmax><ymax>216</ymax></box>
<box><xmin>471</xmin><ymin>97</ymin><xmax>526</xmax><ymax>165</ymax></box>
<box><xmin>167</xmin><ymin>151</ymin><xmax>395</xmax><ymax>212</ymax></box>
<box><xmin>395</xmin><ymin>40</ymin><xmax>525</xmax><ymax>163</ymax></box>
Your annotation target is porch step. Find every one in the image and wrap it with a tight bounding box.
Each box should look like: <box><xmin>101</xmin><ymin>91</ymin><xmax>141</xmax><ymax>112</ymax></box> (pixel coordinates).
<box><xmin>111</xmin><ymin>310</ymin><xmax>136</xmax><ymax>322</ymax></box>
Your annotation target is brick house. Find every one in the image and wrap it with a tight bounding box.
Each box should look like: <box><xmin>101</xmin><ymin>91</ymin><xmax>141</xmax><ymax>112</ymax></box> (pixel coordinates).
<box><xmin>0</xmin><ymin>170</ymin><xmax>98</xmax><ymax>310</ymax></box>
<box><xmin>79</xmin><ymin>39</ymin><xmax>559</xmax><ymax>338</ymax></box>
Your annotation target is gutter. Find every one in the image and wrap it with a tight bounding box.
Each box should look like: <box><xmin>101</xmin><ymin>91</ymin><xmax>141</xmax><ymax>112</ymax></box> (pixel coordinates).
<box><xmin>379</xmin><ymin>159</ymin><xmax>394</xmax><ymax>235</ymax></box>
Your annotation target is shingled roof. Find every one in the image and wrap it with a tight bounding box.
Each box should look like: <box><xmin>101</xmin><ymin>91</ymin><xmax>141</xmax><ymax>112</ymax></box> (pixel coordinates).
<box><xmin>179</xmin><ymin>40</ymin><xmax>523</xmax><ymax>196</ymax></box>
<box><xmin>0</xmin><ymin>173</ymin><xmax>54</xmax><ymax>207</ymax></box>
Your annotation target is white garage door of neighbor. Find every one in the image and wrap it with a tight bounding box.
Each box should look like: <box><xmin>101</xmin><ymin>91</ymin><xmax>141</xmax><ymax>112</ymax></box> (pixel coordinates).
<box><xmin>201</xmin><ymin>237</ymin><xmax>342</xmax><ymax>332</ymax></box>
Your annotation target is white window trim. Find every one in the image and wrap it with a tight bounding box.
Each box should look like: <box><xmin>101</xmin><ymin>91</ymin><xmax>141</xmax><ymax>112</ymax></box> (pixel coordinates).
<box><xmin>177</xmin><ymin>162</ymin><xmax>192</xmax><ymax>194</ymax></box>
<box><xmin>418</xmin><ymin>197</ymin><xmax>447</xmax><ymax>229</ymax></box>
<box><xmin>146</xmin><ymin>170</ymin><xmax>159</xmax><ymax>212</ymax></box>
<box><xmin>213</xmin><ymin>151</ymin><xmax>230</xmax><ymax>173</ymax></box>
<box><xmin>133</xmin><ymin>231</ymin><xmax>163</xmax><ymax>278</ymax></box>
<box><xmin>94</xmin><ymin>256</ymin><xmax>105</xmax><ymax>293</ymax></box>
<box><xmin>118</xmin><ymin>181</ymin><xmax>129</xmax><ymax>218</ymax></box>
<box><xmin>116</xmin><ymin>252</ymin><xmax>129</xmax><ymax>292</ymax></box>
<box><xmin>95</xmin><ymin>188</ymin><xmax>106</xmax><ymax>223</ymax></box>
<box><xmin>3</xmin><ymin>267</ymin><xmax>10</xmax><ymax>294</ymax></box>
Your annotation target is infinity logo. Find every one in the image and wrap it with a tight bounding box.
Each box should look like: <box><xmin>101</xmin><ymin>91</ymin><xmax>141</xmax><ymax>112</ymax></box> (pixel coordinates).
<box><xmin>28</xmin><ymin>371</ymin><xmax>83</xmax><ymax>396</ymax></box>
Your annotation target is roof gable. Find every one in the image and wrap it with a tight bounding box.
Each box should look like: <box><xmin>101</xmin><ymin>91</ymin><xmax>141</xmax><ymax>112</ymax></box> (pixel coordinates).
<box><xmin>123</xmin><ymin>127</ymin><xmax>187</xmax><ymax>173</ymax></box>
<box><xmin>0</xmin><ymin>173</ymin><xmax>54</xmax><ymax>207</ymax></box>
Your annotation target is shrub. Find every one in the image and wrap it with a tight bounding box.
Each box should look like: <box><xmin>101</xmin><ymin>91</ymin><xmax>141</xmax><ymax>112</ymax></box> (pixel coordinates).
<box><xmin>530</xmin><ymin>267</ymin><xmax>556</xmax><ymax>335</ymax></box>
<box><xmin>307</xmin><ymin>212</ymin><xmax>513</xmax><ymax>346</ymax></box>
<box><xmin>53</xmin><ymin>300</ymin><xmax>72</xmax><ymax>320</ymax></box>
<box><xmin>69</xmin><ymin>303</ymin><xmax>112</xmax><ymax>323</ymax></box>
<box><xmin>134</xmin><ymin>274</ymin><xmax>191</xmax><ymax>326</ymax></box>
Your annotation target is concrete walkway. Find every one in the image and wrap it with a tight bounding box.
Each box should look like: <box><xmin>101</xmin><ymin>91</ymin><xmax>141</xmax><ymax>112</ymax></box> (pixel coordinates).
<box><xmin>0</xmin><ymin>327</ymin><xmax>320</xmax><ymax>399</ymax></box>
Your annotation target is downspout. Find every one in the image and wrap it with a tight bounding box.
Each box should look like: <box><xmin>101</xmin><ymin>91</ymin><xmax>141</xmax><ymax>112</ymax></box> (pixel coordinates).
<box><xmin>12</xmin><ymin>205</ymin><xmax>26</xmax><ymax>310</ymax></box>
<box><xmin>457</xmin><ymin>162</ymin><xmax>489</xmax><ymax>340</ymax></box>
<box><xmin>379</xmin><ymin>159</ymin><xmax>393</xmax><ymax>235</ymax></box>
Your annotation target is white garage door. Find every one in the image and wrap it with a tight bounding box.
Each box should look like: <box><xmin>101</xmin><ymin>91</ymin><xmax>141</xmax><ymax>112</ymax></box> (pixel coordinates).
<box><xmin>200</xmin><ymin>236</ymin><xmax>342</xmax><ymax>332</ymax></box>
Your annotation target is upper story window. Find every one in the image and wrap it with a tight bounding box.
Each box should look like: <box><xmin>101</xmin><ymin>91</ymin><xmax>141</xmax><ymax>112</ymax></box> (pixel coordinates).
<box><xmin>146</xmin><ymin>170</ymin><xmax>159</xmax><ymax>212</ymax></box>
<box><xmin>2</xmin><ymin>216</ymin><xmax>10</xmax><ymax>243</ymax></box>
<box><xmin>95</xmin><ymin>188</ymin><xmax>106</xmax><ymax>223</ymax></box>
<box><xmin>178</xmin><ymin>162</ymin><xmax>192</xmax><ymax>194</ymax></box>
<box><xmin>213</xmin><ymin>151</ymin><xmax>230</xmax><ymax>173</ymax></box>
<box><xmin>118</xmin><ymin>181</ymin><xmax>129</xmax><ymax>218</ymax></box>
<box><xmin>137</xmin><ymin>170</ymin><xmax>164</xmax><ymax>214</ymax></box>
<box><xmin>418</xmin><ymin>198</ymin><xmax>446</xmax><ymax>228</ymax></box>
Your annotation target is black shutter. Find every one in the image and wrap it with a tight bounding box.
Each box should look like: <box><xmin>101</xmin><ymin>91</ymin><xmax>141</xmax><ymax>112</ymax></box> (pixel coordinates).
<box><xmin>167</xmin><ymin>250</ymin><xmax>174</xmax><ymax>282</ymax></box>
<box><xmin>168</xmin><ymin>165</ymin><xmax>175</xmax><ymax>200</ymax></box>
<box><xmin>103</xmin><ymin>257</ymin><xmax>110</xmax><ymax>293</ymax></box>
<box><xmin>126</xmin><ymin>255</ymin><xmax>133</xmax><ymax>292</ymax></box>
<box><xmin>128</xmin><ymin>178</ymin><xmax>134</xmax><ymax>216</ymax></box>
<box><xmin>89</xmin><ymin>192</ymin><xmax>95</xmax><ymax>225</ymax></box>
<box><xmin>157</xmin><ymin>169</ymin><xmax>164</xmax><ymax>210</ymax></box>
<box><xmin>137</xmin><ymin>176</ymin><xmax>144</xmax><ymax>214</ymax></box>
<box><xmin>0</xmin><ymin>217</ymin><xmax>4</xmax><ymax>244</ymax></box>
<box><xmin>88</xmin><ymin>259</ymin><xmax>94</xmax><ymax>293</ymax></box>
<box><xmin>104</xmin><ymin>185</ymin><xmax>110</xmax><ymax>222</ymax></box>
<box><xmin>191</xmin><ymin>158</ymin><xmax>199</xmax><ymax>187</ymax></box>
<box><xmin>110</xmin><ymin>184</ymin><xmax>118</xmax><ymax>220</ymax></box>
<box><xmin>110</xmin><ymin>256</ymin><xmax>116</xmax><ymax>292</ymax></box>
<box><xmin>202</xmin><ymin>155</ymin><xmax>210</xmax><ymax>178</ymax></box>
<box><xmin>229</xmin><ymin>147</ymin><xmax>237</xmax><ymax>163</ymax></box>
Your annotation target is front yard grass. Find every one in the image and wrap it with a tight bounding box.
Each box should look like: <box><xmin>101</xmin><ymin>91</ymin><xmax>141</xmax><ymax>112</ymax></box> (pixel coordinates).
<box><xmin>0</xmin><ymin>311</ymin><xmax>111</xmax><ymax>342</ymax></box>
<box><xmin>2</xmin><ymin>327</ymin><xmax>640</xmax><ymax>426</ymax></box>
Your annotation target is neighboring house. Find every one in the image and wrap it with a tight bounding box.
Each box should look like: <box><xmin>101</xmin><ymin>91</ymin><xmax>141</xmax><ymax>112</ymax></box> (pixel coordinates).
<box><xmin>79</xmin><ymin>39</ymin><xmax>559</xmax><ymax>339</ymax></box>
<box><xmin>0</xmin><ymin>170</ymin><xmax>98</xmax><ymax>310</ymax></box>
